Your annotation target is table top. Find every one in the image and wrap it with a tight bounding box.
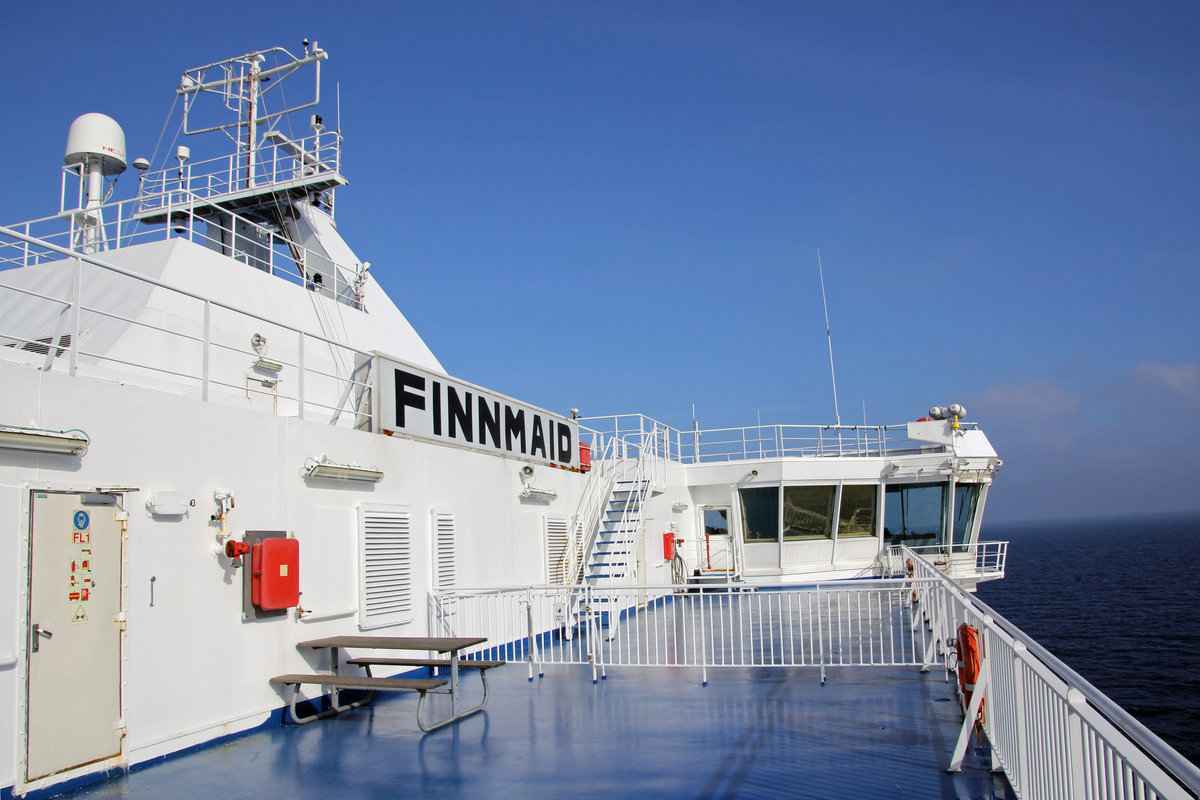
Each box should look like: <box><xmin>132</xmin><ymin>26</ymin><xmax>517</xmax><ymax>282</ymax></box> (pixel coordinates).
<box><xmin>297</xmin><ymin>635</ymin><xmax>486</xmax><ymax>652</ymax></box>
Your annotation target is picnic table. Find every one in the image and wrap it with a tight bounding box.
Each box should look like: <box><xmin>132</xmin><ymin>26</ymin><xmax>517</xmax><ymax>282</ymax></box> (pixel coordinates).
<box><xmin>271</xmin><ymin>635</ymin><xmax>503</xmax><ymax>731</ymax></box>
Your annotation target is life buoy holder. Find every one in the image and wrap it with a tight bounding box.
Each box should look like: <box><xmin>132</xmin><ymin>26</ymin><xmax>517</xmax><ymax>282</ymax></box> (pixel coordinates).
<box><xmin>955</xmin><ymin>623</ymin><xmax>985</xmax><ymax>724</ymax></box>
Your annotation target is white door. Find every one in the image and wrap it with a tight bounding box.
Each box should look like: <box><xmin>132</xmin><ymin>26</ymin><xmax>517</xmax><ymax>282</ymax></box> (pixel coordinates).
<box><xmin>26</xmin><ymin>492</ymin><xmax>124</xmax><ymax>782</ymax></box>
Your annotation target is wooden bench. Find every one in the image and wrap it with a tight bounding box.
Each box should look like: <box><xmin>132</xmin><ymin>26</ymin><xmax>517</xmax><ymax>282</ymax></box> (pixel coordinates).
<box><xmin>270</xmin><ymin>673</ymin><xmax>447</xmax><ymax>725</ymax></box>
<box><xmin>346</xmin><ymin>657</ymin><xmax>505</xmax><ymax>673</ymax></box>
<box><xmin>277</xmin><ymin>636</ymin><xmax>498</xmax><ymax>731</ymax></box>
<box><xmin>344</xmin><ymin>657</ymin><xmax>505</xmax><ymax>729</ymax></box>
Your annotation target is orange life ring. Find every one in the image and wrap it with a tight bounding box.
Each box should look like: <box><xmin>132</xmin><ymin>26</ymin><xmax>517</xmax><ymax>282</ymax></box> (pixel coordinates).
<box><xmin>956</xmin><ymin>623</ymin><xmax>985</xmax><ymax>723</ymax></box>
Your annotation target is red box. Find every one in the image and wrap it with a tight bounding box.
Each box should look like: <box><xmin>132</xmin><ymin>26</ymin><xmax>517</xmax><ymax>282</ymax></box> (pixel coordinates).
<box><xmin>252</xmin><ymin>538</ymin><xmax>300</xmax><ymax>610</ymax></box>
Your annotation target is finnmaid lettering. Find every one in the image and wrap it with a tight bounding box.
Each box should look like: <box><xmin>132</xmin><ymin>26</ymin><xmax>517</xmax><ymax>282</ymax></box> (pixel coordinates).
<box><xmin>384</xmin><ymin>363</ymin><xmax>576</xmax><ymax>467</ymax></box>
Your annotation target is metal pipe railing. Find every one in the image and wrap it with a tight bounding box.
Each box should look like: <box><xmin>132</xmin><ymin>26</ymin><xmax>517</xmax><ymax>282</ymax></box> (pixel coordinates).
<box><xmin>433</xmin><ymin>564</ymin><xmax>1200</xmax><ymax>799</ymax></box>
<box><xmin>0</xmin><ymin>224</ymin><xmax>374</xmax><ymax>430</ymax></box>
<box><xmin>905</xmin><ymin>549</ymin><xmax>1200</xmax><ymax>800</ymax></box>
<box><xmin>578</xmin><ymin>414</ymin><xmax>971</xmax><ymax>466</ymax></box>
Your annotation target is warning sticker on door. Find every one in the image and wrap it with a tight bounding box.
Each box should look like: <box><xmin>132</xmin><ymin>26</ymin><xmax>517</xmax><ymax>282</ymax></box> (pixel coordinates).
<box><xmin>68</xmin><ymin>545</ymin><xmax>94</xmax><ymax>622</ymax></box>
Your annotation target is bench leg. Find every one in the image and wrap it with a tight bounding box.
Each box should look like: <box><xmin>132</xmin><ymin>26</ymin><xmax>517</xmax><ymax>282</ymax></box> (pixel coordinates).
<box><xmin>282</xmin><ymin>683</ymin><xmax>375</xmax><ymax>724</ymax></box>
<box><xmin>416</xmin><ymin>669</ymin><xmax>491</xmax><ymax>732</ymax></box>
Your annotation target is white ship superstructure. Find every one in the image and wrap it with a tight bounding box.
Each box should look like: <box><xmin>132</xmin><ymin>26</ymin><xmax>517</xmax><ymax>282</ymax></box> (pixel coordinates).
<box><xmin>2</xmin><ymin>43</ymin><xmax>1196</xmax><ymax>800</ymax></box>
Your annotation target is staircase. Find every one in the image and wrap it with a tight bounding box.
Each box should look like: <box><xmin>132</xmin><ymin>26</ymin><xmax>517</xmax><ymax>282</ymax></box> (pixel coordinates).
<box><xmin>584</xmin><ymin>477</ymin><xmax>652</xmax><ymax>587</ymax></box>
<box><xmin>559</xmin><ymin>436</ymin><xmax>658</xmax><ymax>639</ymax></box>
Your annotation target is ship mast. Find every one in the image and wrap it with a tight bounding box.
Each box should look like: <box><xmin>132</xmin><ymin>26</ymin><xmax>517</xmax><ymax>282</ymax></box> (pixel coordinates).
<box><xmin>245</xmin><ymin>53</ymin><xmax>264</xmax><ymax>188</ymax></box>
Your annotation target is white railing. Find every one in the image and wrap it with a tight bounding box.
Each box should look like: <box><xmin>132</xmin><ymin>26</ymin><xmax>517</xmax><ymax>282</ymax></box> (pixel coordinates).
<box><xmin>4</xmin><ymin>138</ymin><xmax>360</xmax><ymax>310</ymax></box>
<box><xmin>432</xmin><ymin>581</ymin><xmax>936</xmax><ymax>685</ymax></box>
<box><xmin>907</xmin><ymin>549</ymin><xmax>1200</xmax><ymax>800</ymax></box>
<box><xmin>579</xmin><ymin>413</ymin><xmax>969</xmax><ymax>465</ymax></box>
<box><xmin>564</xmin><ymin>436</ymin><xmax>619</xmax><ymax>584</ymax></box>
<box><xmin>883</xmin><ymin>541</ymin><xmax>1008</xmax><ymax>584</ymax></box>
<box><xmin>0</xmin><ymin>225</ymin><xmax>374</xmax><ymax>429</ymax></box>
<box><xmin>432</xmin><ymin>560</ymin><xmax>1200</xmax><ymax>798</ymax></box>
<box><xmin>134</xmin><ymin>131</ymin><xmax>343</xmax><ymax>215</ymax></box>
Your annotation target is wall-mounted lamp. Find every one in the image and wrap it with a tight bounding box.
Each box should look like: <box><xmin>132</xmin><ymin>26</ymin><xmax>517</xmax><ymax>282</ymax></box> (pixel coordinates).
<box><xmin>252</xmin><ymin>357</ymin><xmax>284</xmax><ymax>373</ymax></box>
<box><xmin>303</xmin><ymin>456</ymin><xmax>383</xmax><ymax>482</ymax></box>
<box><xmin>520</xmin><ymin>485</ymin><xmax>557</xmax><ymax>501</ymax></box>
<box><xmin>0</xmin><ymin>424</ymin><xmax>89</xmax><ymax>455</ymax></box>
<box><xmin>672</xmin><ymin>502</ymin><xmax>689</xmax><ymax>513</ymax></box>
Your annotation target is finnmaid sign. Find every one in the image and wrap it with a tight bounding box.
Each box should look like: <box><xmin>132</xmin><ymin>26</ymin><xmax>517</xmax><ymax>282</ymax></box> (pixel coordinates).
<box><xmin>375</xmin><ymin>355</ymin><xmax>579</xmax><ymax>469</ymax></box>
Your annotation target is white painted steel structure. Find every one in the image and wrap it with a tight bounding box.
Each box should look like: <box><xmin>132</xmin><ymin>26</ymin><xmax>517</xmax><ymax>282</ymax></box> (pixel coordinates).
<box><xmin>434</xmin><ymin>549</ymin><xmax>1200</xmax><ymax>799</ymax></box>
<box><xmin>0</xmin><ymin>40</ymin><xmax>1190</xmax><ymax>800</ymax></box>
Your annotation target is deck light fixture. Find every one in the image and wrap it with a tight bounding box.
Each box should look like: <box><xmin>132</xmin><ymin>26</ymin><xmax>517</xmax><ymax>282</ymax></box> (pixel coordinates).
<box><xmin>0</xmin><ymin>425</ymin><xmax>89</xmax><ymax>455</ymax></box>
<box><xmin>519</xmin><ymin>485</ymin><xmax>557</xmax><ymax>501</ymax></box>
<box><xmin>303</xmin><ymin>456</ymin><xmax>383</xmax><ymax>482</ymax></box>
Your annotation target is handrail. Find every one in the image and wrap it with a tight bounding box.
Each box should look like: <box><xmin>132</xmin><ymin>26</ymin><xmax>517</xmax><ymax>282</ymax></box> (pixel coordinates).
<box><xmin>134</xmin><ymin>130</ymin><xmax>343</xmax><ymax>214</ymax></box>
<box><xmin>564</xmin><ymin>435</ymin><xmax>618</xmax><ymax>584</ymax></box>
<box><xmin>434</xmin><ymin>559</ymin><xmax>1200</xmax><ymax>798</ymax></box>
<box><xmin>904</xmin><ymin>546</ymin><xmax>1200</xmax><ymax>798</ymax></box>
<box><xmin>0</xmin><ymin>224</ymin><xmax>374</xmax><ymax>428</ymax></box>
<box><xmin>8</xmin><ymin>171</ymin><xmax>362</xmax><ymax>310</ymax></box>
<box><xmin>883</xmin><ymin>542</ymin><xmax>1007</xmax><ymax>583</ymax></box>
<box><xmin>579</xmin><ymin>413</ymin><xmax>976</xmax><ymax>465</ymax></box>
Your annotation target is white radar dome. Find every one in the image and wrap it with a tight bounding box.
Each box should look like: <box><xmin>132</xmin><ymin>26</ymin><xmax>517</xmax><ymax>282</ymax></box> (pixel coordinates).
<box><xmin>64</xmin><ymin>113</ymin><xmax>127</xmax><ymax>175</ymax></box>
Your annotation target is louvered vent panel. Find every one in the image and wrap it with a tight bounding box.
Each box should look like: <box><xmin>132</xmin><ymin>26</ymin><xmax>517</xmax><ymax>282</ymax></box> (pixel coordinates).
<box><xmin>432</xmin><ymin>508</ymin><xmax>456</xmax><ymax>592</ymax></box>
<box><xmin>545</xmin><ymin>514</ymin><xmax>571</xmax><ymax>585</ymax></box>
<box><xmin>358</xmin><ymin>504</ymin><xmax>414</xmax><ymax>630</ymax></box>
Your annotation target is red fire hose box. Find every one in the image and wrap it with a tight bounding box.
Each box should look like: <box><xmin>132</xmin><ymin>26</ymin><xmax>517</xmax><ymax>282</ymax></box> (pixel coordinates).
<box><xmin>663</xmin><ymin>531</ymin><xmax>676</xmax><ymax>562</ymax></box>
<box><xmin>252</xmin><ymin>537</ymin><xmax>300</xmax><ymax>610</ymax></box>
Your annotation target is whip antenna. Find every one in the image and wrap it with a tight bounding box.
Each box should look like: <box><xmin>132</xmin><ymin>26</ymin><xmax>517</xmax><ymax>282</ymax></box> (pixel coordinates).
<box><xmin>817</xmin><ymin>248</ymin><xmax>841</xmax><ymax>426</ymax></box>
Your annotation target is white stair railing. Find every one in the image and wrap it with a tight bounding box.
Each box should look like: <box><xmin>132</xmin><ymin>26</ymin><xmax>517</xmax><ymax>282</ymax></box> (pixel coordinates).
<box><xmin>564</xmin><ymin>435</ymin><xmax>618</xmax><ymax>584</ymax></box>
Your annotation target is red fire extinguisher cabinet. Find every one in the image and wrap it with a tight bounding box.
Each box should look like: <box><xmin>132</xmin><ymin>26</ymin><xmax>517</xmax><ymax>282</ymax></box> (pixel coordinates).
<box><xmin>252</xmin><ymin>537</ymin><xmax>300</xmax><ymax>610</ymax></box>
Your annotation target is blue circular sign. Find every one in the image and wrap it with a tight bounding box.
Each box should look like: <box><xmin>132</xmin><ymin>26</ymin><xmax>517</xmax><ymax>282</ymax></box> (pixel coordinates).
<box><xmin>73</xmin><ymin>511</ymin><xmax>90</xmax><ymax>530</ymax></box>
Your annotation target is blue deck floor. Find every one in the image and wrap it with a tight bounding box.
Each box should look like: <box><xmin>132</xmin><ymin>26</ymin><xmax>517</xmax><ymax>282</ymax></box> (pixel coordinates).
<box><xmin>60</xmin><ymin>662</ymin><xmax>1011</xmax><ymax>800</ymax></box>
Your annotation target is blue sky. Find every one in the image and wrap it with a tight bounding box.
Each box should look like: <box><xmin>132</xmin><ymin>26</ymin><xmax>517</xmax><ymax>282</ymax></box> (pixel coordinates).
<box><xmin>3</xmin><ymin>2</ymin><xmax>1198</xmax><ymax>522</ymax></box>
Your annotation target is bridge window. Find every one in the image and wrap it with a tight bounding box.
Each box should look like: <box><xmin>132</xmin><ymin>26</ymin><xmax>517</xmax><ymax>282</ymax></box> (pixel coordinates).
<box><xmin>739</xmin><ymin>487</ymin><xmax>779</xmax><ymax>542</ymax></box>
<box><xmin>783</xmin><ymin>485</ymin><xmax>836</xmax><ymax>540</ymax></box>
<box><xmin>838</xmin><ymin>485</ymin><xmax>877</xmax><ymax>538</ymax></box>
<box><xmin>952</xmin><ymin>483</ymin><xmax>981</xmax><ymax>552</ymax></box>
<box><xmin>883</xmin><ymin>483</ymin><xmax>944</xmax><ymax>549</ymax></box>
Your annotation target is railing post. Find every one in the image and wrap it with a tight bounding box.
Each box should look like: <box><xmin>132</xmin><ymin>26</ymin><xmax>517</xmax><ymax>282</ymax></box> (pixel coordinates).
<box><xmin>1066</xmin><ymin>687</ymin><xmax>1089</xmax><ymax>799</ymax></box>
<box><xmin>68</xmin><ymin>257</ymin><xmax>81</xmax><ymax>376</ymax></box>
<box><xmin>201</xmin><ymin>301</ymin><xmax>211</xmax><ymax>401</ymax></box>
<box><xmin>1009</xmin><ymin>641</ymin><xmax>1029</xmax><ymax>794</ymax></box>
<box><xmin>525</xmin><ymin>588</ymin><xmax>539</xmax><ymax>681</ymax></box>
<box><xmin>297</xmin><ymin>333</ymin><xmax>306</xmax><ymax>420</ymax></box>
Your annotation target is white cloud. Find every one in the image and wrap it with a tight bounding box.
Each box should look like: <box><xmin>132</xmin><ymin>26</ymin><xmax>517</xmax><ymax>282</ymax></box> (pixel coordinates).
<box><xmin>966</xmin><ymin>379</ymin><xmax>1081</xmax><ymax>420</ymax></box>
<box><xmin>1128</xmin><ymin>362</ymin><xmax>1200</xmax><ymax>404</ymax></box>
<box><xmin>964</xmin><ymin>364</ymin><xmax>1200</xmax><ymax>521</ymax></box>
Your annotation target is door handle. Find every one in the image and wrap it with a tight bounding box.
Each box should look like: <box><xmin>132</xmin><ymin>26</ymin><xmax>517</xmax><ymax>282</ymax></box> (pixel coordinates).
<box><xmin>31</xmin><ymin>623</ymin><xmax>53</xmax><ymax>653</ymax></box>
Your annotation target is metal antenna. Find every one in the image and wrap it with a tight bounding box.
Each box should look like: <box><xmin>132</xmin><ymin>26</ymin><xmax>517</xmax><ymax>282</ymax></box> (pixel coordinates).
<box><xmin>817</xmin><ymin>248</ymin><xmax>841</xmax><ymax>426</ymax></box>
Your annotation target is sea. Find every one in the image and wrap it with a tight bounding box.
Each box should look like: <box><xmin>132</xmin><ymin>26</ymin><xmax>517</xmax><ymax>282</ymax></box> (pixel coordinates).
<box><xmin>975</xmin><ymin>511</ymin><xmax>1200</xmax><ymax>768</ymax></box>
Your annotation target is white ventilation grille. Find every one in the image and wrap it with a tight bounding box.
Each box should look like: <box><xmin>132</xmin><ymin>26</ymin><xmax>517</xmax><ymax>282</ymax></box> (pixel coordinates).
<box><xmin>358</xmin><ymin>504</ymin><xmax>414</xmax><ymax>630</ymax></box>
<box><xmin>545</xmin><ymin>514</ymin><xmax>571</xmax><ymax>585</ymax></box>
<box><xmin>432</xmin><ymin>508</ymin><xmax>456</xmax><ymax>592</ymax></box>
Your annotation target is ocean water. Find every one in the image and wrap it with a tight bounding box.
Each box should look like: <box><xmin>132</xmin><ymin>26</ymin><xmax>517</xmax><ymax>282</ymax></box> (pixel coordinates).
<box><xmin>976</xmin><ymin>512</ymin><xmax>1200</xmax><ymax>768</ymax></box>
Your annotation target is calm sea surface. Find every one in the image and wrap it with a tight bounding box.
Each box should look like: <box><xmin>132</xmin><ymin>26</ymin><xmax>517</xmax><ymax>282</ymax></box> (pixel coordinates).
<box><xmin>976</xmin><ymin>512</ymin><xmax>1200</xmax><ymax>768</ymax></box>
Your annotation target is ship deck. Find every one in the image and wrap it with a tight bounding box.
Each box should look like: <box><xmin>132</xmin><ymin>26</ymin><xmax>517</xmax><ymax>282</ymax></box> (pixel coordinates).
<box><xmin>65</xmin><ymin>661</ymin><xmax>1012</xmax><ymax>800</ymax></box>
